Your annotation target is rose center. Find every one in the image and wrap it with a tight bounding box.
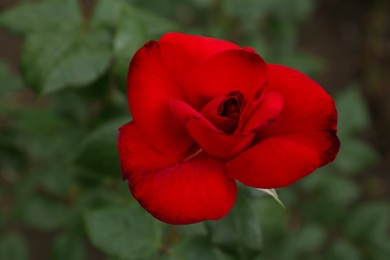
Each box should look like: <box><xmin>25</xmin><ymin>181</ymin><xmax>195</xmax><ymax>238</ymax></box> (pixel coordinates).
<box><xmin>218</xmin><ymin>92</ymin><xmax>244</xmax><ymax>121</ymax></box>
<box><xmin>200</xmin><ymin>91</ymin><xmax>245</xmax><ymax>134</ymax></box>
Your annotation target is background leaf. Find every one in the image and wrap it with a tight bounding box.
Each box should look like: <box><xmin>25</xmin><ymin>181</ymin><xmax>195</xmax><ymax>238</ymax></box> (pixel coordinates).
<box><xmin>14</xmin><ymin>195</ymin><xmax>69</xmax><ymax>231</ymax></box>
<box><xmin>334</xmin><ymin>138</ymin><xmax>380</xmax><ymax>174</ymax></box>
<box><xmin>168</xmin><ymin>236</ymin><xmax>232</xmax><ymax>260</ymax></box>
<box><xmin>21</xmin><ymin>29</ymin><xmax>112</xmax><ymax>92</ymax></box>
<box><xmin>0</xmin><ymin>233</ymin><xmax>28</xmax><ymax>260</ymax></box>
<box><xmin>336</xmin><ymin>87</ymin><xmax>371</xmax><ymax>136</ymax></box>
<box><xmin>0</xmin><ymin>0</ymin><xmax>81</xmax><ymax>35</ymax></box>
<box><xmin>207</xmin><ymin>192</ymin><xmax>262</xmax><ymax>258</ymax></box>
<box><xmin>50</xmin><ymin>234</ymin><xmax>85</xmax><ymax>260</ymax></box>
<box><xmin>43</xmin><ymin>49</ymin><xmax>111</xmax><ymax>93</ymax></box>
<box><xmin>75</xmin><ymin>118</ymin><xmax>128</xmax><ymax>178</ymax></box>
<box><xmin>0</xmin><ymin>0</ymin><xmax>389</xmax><ymax>259</ymax></box>
<box><xmin>85</xmin><ymin>204</ymin><xmax>163</xmax><ymax>259</ymax></box>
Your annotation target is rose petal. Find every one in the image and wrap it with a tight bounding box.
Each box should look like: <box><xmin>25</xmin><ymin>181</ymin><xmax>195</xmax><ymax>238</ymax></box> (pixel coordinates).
<box><xmin>128</xmin><ymin>41</ymin><xmax>191</xmax><ymax>155</ymax></box>
<box><xmin>199</xmin><ymin>95</ymin><xmax>238</xmax><ymax>133</ymax></box>
<box><xmin>237</xmin><ymin>91</ymin><xmax>284</xmax><ymax>134</ymax></box>
<box><xmin>227</xmin><ymin>133</ymin><xmax>339</xmax><ymax>188</ymax></box>
<box><xmin>126</xmin><ymin>153</ymin><xmax>237</xmax><ymax>224</ymax></box>
<box><xmin>227</xmin><ymin>65</ymin><xmax>339</xmax><ymax>188</ymax></box>
<box><xmin>186</xmin><ymin>49</ymin><xmax>267</xmax><ymax>107</ymax></box>
<box><xmin>118</xmin><ymin>123</ymin><xmax>192</xmax><ymax>180</ymax></box>
<box><xmin>159</xmin><ymin>33</ymin><xmax>239</xmax><ymax>78</ymax></box>
<box><xmin>128</xmin><ymin>33</ymin><xmax>239</xmax><ymax>155</ymax></box>
<box><xmin>170</xmin><ymin>99</ymin><xmax>254</xmax><ymax>160</ymax></box>
<box><xmin>263</xmin><ymin>64</ymin><xmax>338</xmax><ymax>134</ymax></box>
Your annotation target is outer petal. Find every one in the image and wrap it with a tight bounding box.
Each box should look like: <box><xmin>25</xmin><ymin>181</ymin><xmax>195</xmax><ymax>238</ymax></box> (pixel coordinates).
<box><xmin>159</xmin><ymin>32</ymin><xmax>239</xmax><ymax>77</ymax></box>
<box><xmin>126</xmin><ymin>153</ymin><xmax>237</xmax><ymax>224</ymax></box>
<box><xmin>118</xmin><ymin>122</ymin><xmax>190</xmax><ymax>178</ymax></box>
<box><xmin>263</xmin><ymin>64</ymin><xmax>338</xmax><ymax>134</ymax></box>
<box><xmin>185</xmin><ymin>49</ymin><xmax>267</xmax><ymax>107</ymax></box>
<box><xmin>170</xmin><ymin>99</ymin><xmax>254</xmax><ymax>160</ymax></box>
<box><xmin>128</xmin><ymin>33</ymin><xmax>239</xmax><ymax>155</ymax></box>
<box><xmin>227</xmin><ymin>133</ymin><xmax>338</xmax><ymax>188</ymax></box>
<box><xmin>128</xmin><ymin>41</ymin><xmax>191</xmax><ymax>155</ymax></box>
<box><xmin>228</xmin><ymin>65</ymin><xmax>340</xmax><ymax>188</ymax></box>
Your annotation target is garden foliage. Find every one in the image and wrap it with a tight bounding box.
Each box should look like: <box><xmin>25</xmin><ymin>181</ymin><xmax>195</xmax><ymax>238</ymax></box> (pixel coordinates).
<box><xmin>0</xmin><ymin>0</ymin><xmax>388</xmax><ymax>259</ymax></box>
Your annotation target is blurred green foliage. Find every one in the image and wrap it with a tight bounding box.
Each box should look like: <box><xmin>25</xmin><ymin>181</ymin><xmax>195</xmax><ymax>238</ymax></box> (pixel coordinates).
<box><xmin>0</xmin><ymin>0</ymin><xmax>389</xmax><ymax>259</ymax></box>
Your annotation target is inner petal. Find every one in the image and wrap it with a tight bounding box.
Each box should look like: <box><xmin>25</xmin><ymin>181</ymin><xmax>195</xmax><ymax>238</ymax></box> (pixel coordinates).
<box><xmin>170</xmin><ymin>99</ymin><xmax>255</xmax><ymax>160</ymax></box>
<box><xmin>201</xmin><ymin>92</ymin><xmax>245</xmax><ymax>134</ymax></box>
<box><xmin>218</xmin><ymin>91</ymin><xmax>245</xmax><ymax>121</ymax></box>
<box><xmin>236</xmin><ymin>91</ymin><xmax>284</xmax><ymax>134</ymax></box>
<box><xmin>183</xmin><ymin>49</ymin><xmax>267</xmax><ymax>108</ymax></box>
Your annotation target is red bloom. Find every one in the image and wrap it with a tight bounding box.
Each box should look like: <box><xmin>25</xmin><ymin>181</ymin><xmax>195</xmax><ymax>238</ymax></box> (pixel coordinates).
<box><xmin>118</xmin><ymin>33</ymin><xmax>340</xmax><ymax>224</ymax></box>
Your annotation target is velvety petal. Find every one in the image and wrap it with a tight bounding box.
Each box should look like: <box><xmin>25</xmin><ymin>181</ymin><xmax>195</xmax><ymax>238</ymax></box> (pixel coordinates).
<box><xmin>118</xmin><ymin>122</ymin><xmax>191</xmax><ymax>179</ymax></box>
<box><xmin>185</xmin><ymin>49</ymin><xmax>267</xmax><ymax>107</ymax></box>
<box><xmin>199</xmin><ymin>95</ymin><xmax>237</xmax><ymax>133</ymax></box>
<box><xmin>126</xmin><ymin>153</ymin><xmax>237</xmax><ymax>224</ymax></box>
<box><xmin>227</xmin><ymin>133</ymin><xmax>339</xmax><ymax>188</ymax></box>
<box><xmin>227</xmin><ymin>64</ymin><xmax>339</xmax><ymax>188</ymax></box>
<box><xmin>128</xmin><ymin>33</ymin><xmax>239</xmax><ymax>155</ymax></box>
<box><xmin>237</xmin><ymin>91</ymin><xmax>284</xmax><ymax>134</ymax></box>
<box><xmin>170</xmin><ymin>99</ymin><xmax>254</xmax><ymax>160</ymax></box>
<box><xmin>262</xmin><ymin>64</ymin><xmax>338</xmax><ymax>134</ymax></box>
<box><xmin>128</xmin><ymin>41</ymin><xmax>191</xmax><ymax>155</ymax></box>
<box><xmin>159</xmin><ymin>32</ymin><xmax>240</xmax><ymax>77</ymax></box>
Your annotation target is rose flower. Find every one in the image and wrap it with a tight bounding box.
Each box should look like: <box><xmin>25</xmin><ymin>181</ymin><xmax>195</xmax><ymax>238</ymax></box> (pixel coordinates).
<box><xmin>118</xmin><ymin>33</ymin><xmax>340</xmax><ymax>225</ymax></box>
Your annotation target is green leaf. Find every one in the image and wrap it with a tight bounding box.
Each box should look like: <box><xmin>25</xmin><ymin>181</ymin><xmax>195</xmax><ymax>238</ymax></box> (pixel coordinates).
<box><xmin>189</xmin><ymin>0</ymin><xmax>215</xmax><ymax>8</ymax></box>
<box><xmin>44</xmin><ymin>49</ymin><xmax>111</xmax><ymax>93</ymax></box>
<box><xmin>0</xmin><ymin>62</ymin><xmax>22</xmax><ymax>95</ymax></box>
<box><xmin>75</xmin><ymin>118</ymin><xmax>128</xmax><ymax>178</ymax></box>
<box><xmin>92</xmin><ymin>0</ymin><xmax>177</xmax><ymax>35</ymax></box>
<box><xmin>15</xmin><ymin>107</ymin><xmax>67</xmax><ymax>136</ymax></box>
<box><xmin>325</xmin><ymin>175</ymin><xmax>360</xmax><ymax>206</ymax></box>
<box><xmin>22</xmin><ymin>30</ymin><xmax>76</xmax><ymax>89</ymax></box>
<box><xmin>91</xmin><ymin>0</ymin><xmax>126</xmax><ymax>29</ymax></box>
<box><xmin>277</xmin><ymin>0</ymin><xmax>314</xmax><ymax>20</ymax></box>
<box><xmin>38</xmin><ymin>165</ymin><xmax>74</xmax><ymax>196</ymax></box>
<box><xmin>0</xmin><ymin>0</ymin><xmax>81</xmax><ymax>35</ymax></box>
<box><xmin>84</xmin><ymin>204</ymin><xmax>163</xmax><ymax>259</ymax></box>
<box><xmin>301</xmin><ymin>169</ymin><xmax>361</xmax><ymax>205</ymax></box>
<box><xmin>285</xmin><ymin>224</ymin><xmax>326</xmax><ymax>253</ymax></box>
<box><xmin>334</xmin><ymin>137</ymin><xmax>380</xmax><ymax>174</ymax></box>
<box><xmin>113</xmin><ymin>15</ymin><xmax>148</xmax><ymax>85</ymax></box>
<box><xmin>300</xmin><ymin>174</ymin><xmax>360</xmax><ymax>225</ymax></box>
<box><xmin>176</xmin><ymin>222</ymin><xmax>208</xmax><ymax>237</ymax></box>
<box><xmin>207</xmin><ymin>193</ymin><xmax>262</xmax><ymax>258</ymax></box>
<box><xmin>366</xmin><ymin>238</ymin><xmax>390</xmax><ymax>260</ymax></box>
<box><xmin>251</xmin><ymin>198</ymin><xmax>286</xmax><ymax>242</ymax></box>
<box><xmin>50</xmin><ymin>234</ymin><xmax>85</xmax><ymax>260</ymax></box>
<box><xmin>21</xmin><ymin>29</ymin><xmax>112</xmax><ymax>92</ymax></box>
<box><xmin>0</xmin><ymin>233</ymin><xmax>28</xmax><ymax>260</ymax></box>
<box><xmin>124</xmin><ymin>5</ymin><xmax>177</xmax><ymax>36</ymax></box>
<box><xmin>94</xmin><ymin>0</ymin><xmax>177</xmax><ymax>84</ymax></box>
<box><xmin>0</xmin><ymin>62</ymin><xmax>23</xmax><ymax>114</ymax></box>
<box><xmin>325</xmin><ymin>239</ymin><xmax>360</xmax><ymax>260</ymax></box>
<box><xmin>15</xmin><ymin>195</ymin><xmax>68</xmax><ymax>231</ymax></box>
<box><xmin>336</xmin><ymin>87</ymin><xmax>371</xmax><ymax>135</ymax></box>
<box><xmin>13</xmin><ymin>107</ymin><xmax>77</xmax><ymax>162</ymax></box>
<box><xmin>168</xmin><ymin>236</ymin><xmax>233</xmax><ymax>260</ymax></box>
<box><xmin>298</xmin><ymin>166</ymin><xmax>332</xmax><ymax>191</ymax></box>
<box><xmin>345</xmin><ymin>202</ymin><xmax>390</xmax><ymax>241</ymax></box>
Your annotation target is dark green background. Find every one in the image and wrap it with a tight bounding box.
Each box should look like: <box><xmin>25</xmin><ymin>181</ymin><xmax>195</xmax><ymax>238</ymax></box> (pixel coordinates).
<box><xmin>0</xmin><ymin>0</ymin><xmax>389</xmax><ymax>259</ymax></box>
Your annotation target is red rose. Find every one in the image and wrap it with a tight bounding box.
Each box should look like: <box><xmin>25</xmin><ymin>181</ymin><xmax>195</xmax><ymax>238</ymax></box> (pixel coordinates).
<box><xmin>118</xmin><ymin>33</ymin><xmax>340</xmax><ymax>224</ymax></box>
